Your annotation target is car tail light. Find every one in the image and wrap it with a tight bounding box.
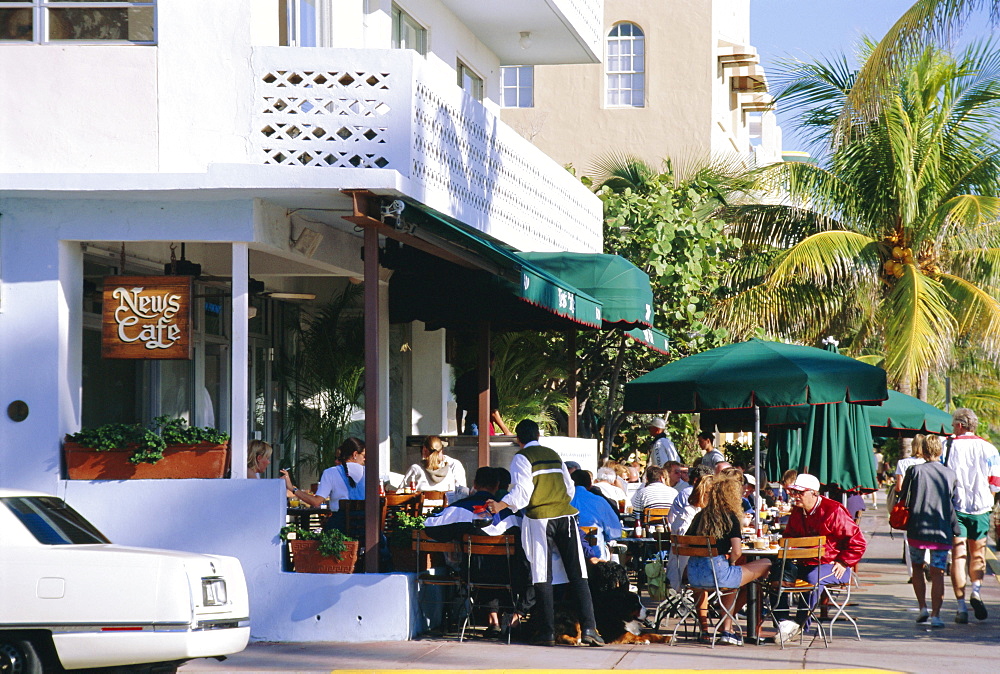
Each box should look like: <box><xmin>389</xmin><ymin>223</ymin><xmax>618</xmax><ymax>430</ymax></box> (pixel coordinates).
<box><xmin>201</xmin><ymin>577</ymin><xmax>228</xmax><ymax>606</ymax></box>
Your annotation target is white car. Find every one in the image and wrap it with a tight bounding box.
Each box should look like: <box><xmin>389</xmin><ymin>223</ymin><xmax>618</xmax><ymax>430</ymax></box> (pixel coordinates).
<box><xmin>0</xmin><ymin>489</ymin><xmax>249</xmax><ymax>673</ymax></box>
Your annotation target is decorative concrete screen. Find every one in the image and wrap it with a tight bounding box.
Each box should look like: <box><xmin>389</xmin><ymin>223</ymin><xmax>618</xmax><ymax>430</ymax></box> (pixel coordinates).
<box><xmin>251</xmin><ymin>48</ymin><xmax>602</xmax><ymax>254</ymax></box>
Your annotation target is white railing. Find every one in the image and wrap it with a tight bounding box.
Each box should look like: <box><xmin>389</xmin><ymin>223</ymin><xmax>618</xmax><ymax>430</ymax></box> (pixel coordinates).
<box><xmin>556</xmin><ymin>0</ymin><xmax>603</xmax><ymax>54</ymax></box>
<box><xmin>251</xmin><ymin>47</ymin><xmax>603</xmax><ymax>253</ymax></box>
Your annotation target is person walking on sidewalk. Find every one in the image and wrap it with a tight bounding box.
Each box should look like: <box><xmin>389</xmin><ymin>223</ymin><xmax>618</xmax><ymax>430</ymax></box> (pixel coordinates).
<box><xmin>943</xmin><ymin>408</ymin><xmax>1000</xmax><ymax>623</ymax></box>
<box><xmin>486</xmin><ymin>419</ymin><xmax>604</xmax><ymax>647</ymax></box>
<box><xmin>900</xmin><ymin>435</ymin><xmax>959</xmax><ymax>628</ymax></box>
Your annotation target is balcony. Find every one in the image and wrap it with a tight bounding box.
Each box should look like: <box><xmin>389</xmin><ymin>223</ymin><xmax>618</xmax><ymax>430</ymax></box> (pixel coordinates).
<box><xmin>250</xmin><ymin>47</ymin><xmax>603</xmax><ymax>254</ymax></box>
<box><xmin>439</xmin><ymin>0</ymin><xmax>604</xmax><ymax>65</ymax></box>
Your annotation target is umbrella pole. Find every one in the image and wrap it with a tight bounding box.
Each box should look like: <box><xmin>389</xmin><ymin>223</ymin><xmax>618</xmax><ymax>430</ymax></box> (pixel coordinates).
<box><xmin>754</xmin><ymin>404</ymin><xmax>762</xmax><ymax>535</ymax></box>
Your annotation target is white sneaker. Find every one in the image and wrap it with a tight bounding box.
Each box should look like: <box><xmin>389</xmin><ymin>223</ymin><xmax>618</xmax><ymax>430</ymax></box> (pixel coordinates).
<box><xmin>777</xmin><ymin>620</ymin><xmax>802</xmax><ymax>642</ymax></box>
<box><xmin>916</xmin><ymin>609</ymin><xmax>929</xmax><ymax>623</ymax></box>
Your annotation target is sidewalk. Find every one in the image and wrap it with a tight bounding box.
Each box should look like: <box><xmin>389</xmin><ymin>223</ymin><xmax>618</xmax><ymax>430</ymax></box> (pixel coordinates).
<box><xmin>182</xmin><ymin>503</ymin><xmax>999</xmax><ymax>673</ymax></box>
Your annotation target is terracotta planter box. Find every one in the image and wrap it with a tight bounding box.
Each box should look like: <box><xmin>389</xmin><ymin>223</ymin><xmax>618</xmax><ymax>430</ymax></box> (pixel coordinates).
<box><xmin>289</xmin><ymin>539</ymin><xmax>359</xmax><ymax>574</ymax></box>
<box><xmin>64</xmin><ymin>441</ymin><xmax>230</xmax><ymax>480</ymax></box>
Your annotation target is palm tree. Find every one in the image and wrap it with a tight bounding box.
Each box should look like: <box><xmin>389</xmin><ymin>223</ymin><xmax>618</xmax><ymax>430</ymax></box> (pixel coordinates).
<box><xmin>844</xmin><ymin>0</ymin><xmax>1000</xmax><ymax>133</ymax></box>
<box><xmin>713</xmin><ymin>40</ymin><xmax>1000</xmax><ymax>394</ymax></box>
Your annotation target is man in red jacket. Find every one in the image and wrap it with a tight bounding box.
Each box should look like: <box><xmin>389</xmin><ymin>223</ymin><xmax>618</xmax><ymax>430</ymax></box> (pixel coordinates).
<box><xmin>774</xmin><ymin>473</ymin><xmax>867</xmax><ymax>640</ymax></box>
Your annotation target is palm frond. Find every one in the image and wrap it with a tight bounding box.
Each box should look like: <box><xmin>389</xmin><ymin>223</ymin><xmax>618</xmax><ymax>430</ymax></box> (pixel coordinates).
<box><xmin>882</xmin><ymin>265</ymin><xmax>957</xmax><ymax>386</ymax></box>
<box><xmin>938</xmin><ymin>272</ymin><xmax>1000</xmax><ymax>357</ymax></box>
<box><xmin>768</xmin><ymin>232</ymin><xmax>880</xmax><ymax>287</ymax></box>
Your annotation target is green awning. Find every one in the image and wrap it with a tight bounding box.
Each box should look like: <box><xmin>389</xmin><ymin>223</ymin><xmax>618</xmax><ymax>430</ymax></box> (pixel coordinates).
<box><xmin>519</xmin><ymin>253</ymin><xmax>654</xmax><ymax>328</ymax></box>
<box><xmin>627</xmin><ymin>326</ymin><xmax>670</xmax><ymax>355</ymax></box>
<box><xmin>386</xmin><ymin>204</ymin><xmax>604</xmax><ymax>329</ymax></box>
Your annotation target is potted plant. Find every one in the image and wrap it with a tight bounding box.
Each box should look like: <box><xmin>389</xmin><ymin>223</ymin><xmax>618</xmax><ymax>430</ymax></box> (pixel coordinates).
<box><xmin>280</xmin><ymin>524</ymin><xmax>358</xmax><ymax>574</ymax></box>
<box><xmin>63</xmin><ymin>416</ymin><xmax>231</xmax><ymax>479</ymax></box>
<box><xmin>387</xmin><ymin>511</ymin><xmax>428</xmax><ymax>572</ymax></box>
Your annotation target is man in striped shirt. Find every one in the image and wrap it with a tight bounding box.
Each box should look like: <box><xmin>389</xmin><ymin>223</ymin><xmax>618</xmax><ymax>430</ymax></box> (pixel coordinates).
<box><xmin>631</xmin><ymin>465</ymin><xmax>678</xmax><ymax>516</ymax></box>
<box><xmin>486</xmin><ymin>419</ymin><xmax>604</xmax><ymax>647</ymax></box>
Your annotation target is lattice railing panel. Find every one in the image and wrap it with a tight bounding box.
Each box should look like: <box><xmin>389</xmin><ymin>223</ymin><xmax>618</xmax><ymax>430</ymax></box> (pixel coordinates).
<box><xmin>255</xmin><ymin>66</ymin><xmax>397</xmax><ymax>170</ymax></box>
<box><xmin>252</xmin><ymin>48</ymin><xmax>602</xmax><ymax>253</ymax></box>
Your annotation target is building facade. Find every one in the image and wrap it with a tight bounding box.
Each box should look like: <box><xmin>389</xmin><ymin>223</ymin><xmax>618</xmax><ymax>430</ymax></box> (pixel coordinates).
<box><xmin>0</xmin><ymin>0</ymin><xmax>607</xmax><ymax>642</ymax></box>
<box><xmin>500</xmin><ymin>0</ymin><xmax>782</xmax><ymax>176</ymax></box>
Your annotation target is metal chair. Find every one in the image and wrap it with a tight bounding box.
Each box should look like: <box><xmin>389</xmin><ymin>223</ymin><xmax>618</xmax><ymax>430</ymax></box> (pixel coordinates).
<box><xmin>669</xmin><ymin>534</ymin><xmax>742</xmax><ymax>648</ymax></box>
<box><xmin>821</xmin><ymin>564</ymin><xmax>861</xmax><ymax>641</ymax></box>
<box><xmin>460</xmin><ymin>534</ymin><xmax>520</xmax><ymax>643</ymax></box>
<box><xmin>762</xmin><ymin>535</ymin><xmax>828</xmax><ymax>649</ymax></box>
<box><xmin>411</xmin><ymin>530</ymin><xmax>464</xmax><ymax>634</ymax></box>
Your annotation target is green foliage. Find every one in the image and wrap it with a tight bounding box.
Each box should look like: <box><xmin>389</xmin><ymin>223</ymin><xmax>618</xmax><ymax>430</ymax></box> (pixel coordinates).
<box><xmin>68</xmin><ymin>416</ymin><xmax>230</xmax><ymax>465</ymax></box>
<box><xmin>492</xmin><ymin>332</ymin><xmax>569</xmax><ymax>433</ymax></box>
<box><xmin>279</xmin><ymin>524</ymin><xmax>355</xmax><ymax>560</ymax></box>
<box><xmin>388</xmin><ymin>512</ymin><xmax>426</xmax><ymax>546</ymax></box>
<box><xmin>579</xmin><ymin>156</ymin><xmax>745</xmax><ymax>456</ymax></box>
<box><xmin>281</xmin><ymin>286</ymin><xmax>365</xmax><ymax>475</ymax></box>
<box><xmin>715</xmin><ymin>40</ymin><xmax>1000</xmax><ymax>392</ymax></box>
<box><xmin>722</xmin><ymin>440</ymin><xmax>754</xmax><ymax>468</ymax></box>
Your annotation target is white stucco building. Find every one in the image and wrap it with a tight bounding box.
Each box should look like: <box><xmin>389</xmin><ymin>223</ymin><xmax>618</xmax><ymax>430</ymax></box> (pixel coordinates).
<box><xmin>0</xmin><ymin>0</ymin><xmax>612</xmax><ymax>643</ymax></box>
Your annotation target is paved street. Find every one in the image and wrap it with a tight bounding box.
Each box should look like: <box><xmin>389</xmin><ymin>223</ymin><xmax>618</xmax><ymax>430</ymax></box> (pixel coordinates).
<box><xmin>182</xmin><ymin>501</ymin><xmax>999</xmax><ymax>673</ymax></box>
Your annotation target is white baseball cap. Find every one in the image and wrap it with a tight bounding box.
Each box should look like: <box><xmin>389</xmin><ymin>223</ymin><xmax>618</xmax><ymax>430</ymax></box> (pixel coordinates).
<box><xmin>788</xmin><ymin>474</ymin><xmax>821</xmax><ymax>492</ymax></box>
<box><xmin>648</xmin><ymin>417</ymin><xmax>666</xmax><ymax>429</ymax></box>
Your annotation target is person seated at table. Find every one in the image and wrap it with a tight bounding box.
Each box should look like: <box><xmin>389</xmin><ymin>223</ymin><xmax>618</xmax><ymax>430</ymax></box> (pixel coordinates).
<box><xmin>570</xmin><ymin>470</ymin><xmax>623</xmax><ymax>562</ymax></box>
<box><xmin>685</xmin><ymin>477</ymin><xmax>773</xmax><ymax>646</ymax></box>
<box><xmin>631</xmin><ymin>465</ymin><xmax>679</xmax><ymax>517</ymax></box>
<box><xmin>288</xmin><ymin>437</ymin><xmax>365</xmax><ymax>511</ymax></box>
<box><xmin>664</xmin><ymin>461</ymin><xmax>690</xmax><ymax>491</ymax></box>
<box><xmin>247</xmin><ymin>439</ymin><xmax>273</xmax><ymax>479</ymax></box>
<box><xmin>772</xmin><ymin>473</ymin><xmax>867</xmax><ymax>642</ymax></box>
<box><xmin>774</xmin><ymin>470</ymin><xmax>797</xmax><ymax>503</ymax></box>
<box><xmin>593</xmin><ymin>467</ymin><xmax>627</xmax><ymax>507</ymax></box>
<box><xmin>401</xmin><ymin>435</ymin><xmax>468</xmax><ymax>494</ymax></box>
<box><xmin>425</xmin><ymin>466</ymin><xmax>526</xmax><ymax>638</ymax></box>
<box><xmin>666</xmin><ymin>471</ymin><xmax>714</xmax><ymax>590</ymax></box>
<box><xmin>494</xmin><ymin>466</ymin><xmax>512</xmax><ymax>501</ymax></box>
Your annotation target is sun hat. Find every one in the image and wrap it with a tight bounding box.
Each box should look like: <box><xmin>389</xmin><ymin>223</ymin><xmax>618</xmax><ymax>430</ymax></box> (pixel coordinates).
<box><xmin>648</xmin><ymin>417</ymin><xmax>667</xmax><ymax>429</ymax></box>
<box><xmin>744</xmin><ymin>474</ymin><xmax>756</xmax><ymax>486</ymax></box>
<box><xmin>788</xmin><ymin>474</ymin><xmax>821</xmax><ymax>492</ymax></box>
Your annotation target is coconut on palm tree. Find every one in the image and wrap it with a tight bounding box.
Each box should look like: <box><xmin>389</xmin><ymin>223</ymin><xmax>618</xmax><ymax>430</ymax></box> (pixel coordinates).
<box><xmin>714</xmin><ymin>40</ymin><xmax>1000</xmax><ymax>393</ymax></box>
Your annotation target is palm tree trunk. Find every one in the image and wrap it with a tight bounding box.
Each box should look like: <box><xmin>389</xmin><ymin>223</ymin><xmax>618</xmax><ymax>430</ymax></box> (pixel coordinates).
<box><xmin>917</xmin><ymin>371</ymin><xmax>929</xmax><ymax>402</ymax></box>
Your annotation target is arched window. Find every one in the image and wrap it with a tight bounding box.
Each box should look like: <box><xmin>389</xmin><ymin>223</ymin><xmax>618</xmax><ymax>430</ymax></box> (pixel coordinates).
<box><xmin>606</xmin><ymin>22</ymin><xmax>645</xmax><ymax>107</ymax></box>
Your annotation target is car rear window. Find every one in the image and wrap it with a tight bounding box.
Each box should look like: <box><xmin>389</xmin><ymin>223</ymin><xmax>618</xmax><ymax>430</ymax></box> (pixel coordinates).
<box><xmin>3</xmin><ymin>497</ymin><xmax>110</xmax><ymax>545</ymax></box>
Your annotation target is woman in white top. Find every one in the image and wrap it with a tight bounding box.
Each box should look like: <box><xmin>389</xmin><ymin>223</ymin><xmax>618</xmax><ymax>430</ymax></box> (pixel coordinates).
<box><xmin>285</xmin><ymin>437</ymin><xmax>366</xmax><ymax>512</ymax></box>
<box><xmin>401</xmin><ymin>435</ymin><xmax>467</xmax><ymax>493</ymax></box>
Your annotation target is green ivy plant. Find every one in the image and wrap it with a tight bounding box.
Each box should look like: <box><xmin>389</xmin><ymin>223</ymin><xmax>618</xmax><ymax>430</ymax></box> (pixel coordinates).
<box><xmin>68</xmin><ymin>416</ymin><xmax>230</xmax><ymax>465</ymax></box>
<box><xmin>280</xmin><ymin>524</ymin><xmax>355</xmax><ymax>560</ymax></box>
<box><xmin>388</xmin><ymin>512</ymin><xmax>426</xmax><ymax>547</ymax></box>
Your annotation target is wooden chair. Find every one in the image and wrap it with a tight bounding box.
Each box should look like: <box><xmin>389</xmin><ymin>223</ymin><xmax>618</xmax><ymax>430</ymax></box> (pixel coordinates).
<box><xmin>762</xmin><ymin>536</ymin><xmax>828</xmax><ymax>649</ymax></box>
<box><xmin>337</xmin><ymin>498</ymin><xmax>389</xmax><ymax>571</ymax></box>
<box><xmin>643</xmin><ymin>507</ymin><xmax>671</xmax><ymax>528</ymax></box>
<box><xmin>420</xmin><ymin>490</ymin><xmax>447</xmax><ymax>514</ymax></box>
<box><xmin>383</xmin><ymin>493</ymin><xmax>423</xmax><ymax>537</ymax></box>
<box><xmin>411</xmin><ymin>530</ymin><xmax>463</xmax><ymax>634</ymax></box>
<box><xmin>460</xmin><ymin>534</ymin><xmax>520</xmax><ymax>643</ymax></box>
<box><xmin>669</xmin><ymin>534</ymin><xmax>743</xmax><ymax>648</ymax></box>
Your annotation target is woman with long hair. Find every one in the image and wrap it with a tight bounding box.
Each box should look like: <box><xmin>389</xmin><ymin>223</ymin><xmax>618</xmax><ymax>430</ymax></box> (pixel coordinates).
<box><xmin>286</xmin><ymin>437</ymin><xmax>366</xmax><ymax>511</ymax></box>
<box><xmin>401</xmin><ymin>435</ymin><xmax>467</xmax><ymax>493</ymax></box>
<box><xmin>247</xmin><ymin>439</ymin><xmax>272</xmax><ymax>478</ymax></box>
<box><xmin>685</xmin><ymin>477</ymin><xmax>772</xmax><ymax>645</ymax></box>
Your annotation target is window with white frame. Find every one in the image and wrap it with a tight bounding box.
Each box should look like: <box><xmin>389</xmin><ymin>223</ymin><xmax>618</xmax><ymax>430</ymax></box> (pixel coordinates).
<box><xmin>0</xmin><ymin>1</ymin><xmax>155</xmax><ymax>43</ymax></box>
<box><xmin>501</xmin><ymin>65</ymin><xmax>533</xmax><ymax>108</ymax></box>
<box><xmin>391</xmin><ymin>4</ymin><xmax>426</xmax><ymax>55</ymax></box>
<box><xmin>458</xmin><ymin>61</ymin><xmax>483</xmax><ymax>101</ymax></box>
<box><xmin>606</xmin><ymin>22</ymin><xmax>645</xmax><ymax>107</ymax></box>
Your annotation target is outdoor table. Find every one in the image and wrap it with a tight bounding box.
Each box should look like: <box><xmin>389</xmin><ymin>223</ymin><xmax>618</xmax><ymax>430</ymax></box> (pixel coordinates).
<box><xmin>743</xmin><ymin>545</ymin><xmax>779</xmax><ymax>644</ymax></box>
<box><xmin>286</xmin><ymin>506</ymin><xmax>331</xmax><ymax>533</ymax></box>
<box><xmin>613</xmin><ymin>534</ymin><xmax>669</xmax><ymax>590</ymax></box>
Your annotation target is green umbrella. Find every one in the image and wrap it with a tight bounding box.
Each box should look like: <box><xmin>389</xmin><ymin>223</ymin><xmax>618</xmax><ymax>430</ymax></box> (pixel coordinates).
<box><xmin>763</xmin><ymin>389</ymin><xmax>952</xmax><ymax>437</ymax></box>
<box><xmin>623</xmin><ymin>339</ymin><xmax>888</xmax><ymax>518</ymax></box>
<box><xmin>623</xmin><ymin>339</ymin><xmax>888</xmax><ymax>412</ymax></box>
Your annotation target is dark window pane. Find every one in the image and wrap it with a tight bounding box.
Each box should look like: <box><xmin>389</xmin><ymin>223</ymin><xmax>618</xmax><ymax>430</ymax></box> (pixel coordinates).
<box><xmin>3</xmin><ymin>497</ymin><xmax>111</xmax><ymax>545</ymax></box>
<box><xmin>0</xmin><ymin>8</ymin><xmax>33</xmax><ymax>41</ymax></box>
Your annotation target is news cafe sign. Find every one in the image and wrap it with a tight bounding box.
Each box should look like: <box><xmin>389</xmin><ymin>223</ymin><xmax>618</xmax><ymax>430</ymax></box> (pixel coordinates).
<box><xmin>102</xmin><ymin>276</ymin><xmax>192</xmax><ymax>359</ymax></box>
